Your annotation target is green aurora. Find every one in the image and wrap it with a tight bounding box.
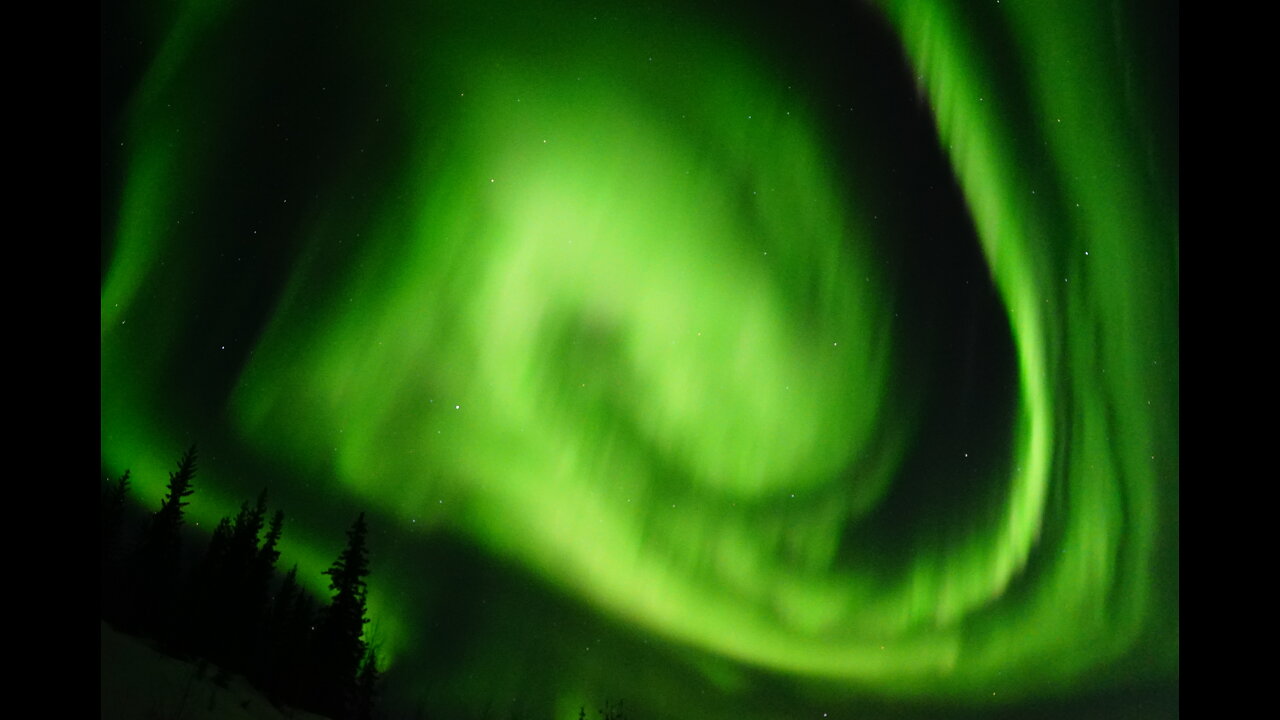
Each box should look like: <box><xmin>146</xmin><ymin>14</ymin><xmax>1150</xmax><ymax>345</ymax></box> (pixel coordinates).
<box><xmin>101</xmin><ymin>0</ymin><xmax>1177</xmax><ymax>717</ymax></box>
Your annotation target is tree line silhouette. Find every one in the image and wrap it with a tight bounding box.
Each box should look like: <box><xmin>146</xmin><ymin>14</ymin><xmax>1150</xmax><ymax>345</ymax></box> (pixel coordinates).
<box><xmin>101</xmin><ymin>445</ymin><xmax>380</xmax><ymax>720</ymax></box>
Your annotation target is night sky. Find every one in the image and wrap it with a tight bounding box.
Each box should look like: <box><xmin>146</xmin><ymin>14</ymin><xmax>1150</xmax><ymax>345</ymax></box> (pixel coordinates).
<box><xmin>101</xmin><ymin>1</ymin><xmax>1178</xmax><ymax>718</ymax></box>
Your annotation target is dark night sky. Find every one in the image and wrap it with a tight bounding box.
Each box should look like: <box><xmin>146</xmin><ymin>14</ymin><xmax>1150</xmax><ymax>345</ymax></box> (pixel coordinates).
<box><xmin>102</xmin><ymin>1</ymin><xmax>1178</xmax><ymax>718</ymax></box>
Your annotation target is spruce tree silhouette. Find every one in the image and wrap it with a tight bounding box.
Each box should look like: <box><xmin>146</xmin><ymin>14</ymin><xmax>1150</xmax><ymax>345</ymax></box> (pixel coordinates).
<box><xmin>264</xmin><ymin>563</ymin><xmax>305</xmax><ymax>701</ymax></box>
<box><xmin>353</xmin><ymin>649</ymin><xmax>380</xmax><ymax>720</ymax></box>
<box><xmin>101</xmin><ymin>469</ymin><xmax>131</xmax><ymax>557</ymax></box>
<box><xmin>311</xmin><ymin>512</ymin><xmax>372</xmax><ymax>719</ymax></box>
<box><xmin>187</xmin><ymin>513</ymin><xmax>233</xmax><ymax>657</ymax></box>
<box><xmin>185</xmin><ymin>489</ymin><xmax>283</xmax><ymax>673</ymax></box>
<box><xmin>220</xmin><ymin>490</ymin><xmax>269</xmax><ymax>666</ymax></box>
<box><xmin>101</xmin><ymin>469</ymin><xmax>131</xmax><ymax>620</ymax></box>
<box><xmin>283</xmin><ymin>577</ymin><xmax>317</xmax><ymax>707</ymax></box>
<box><xmin>128</xmin><ymin>445</ymin><xmax>197</xmax><ymax>640</ymax></box>
<box><xmin>243</xmin><ymin>507</ymin><xmax>285</xmax><ymax>680</ymax></box>
<box><xmin>258</xmin><ymin>510</ymin><xmax>285</xmax><ymax>582</ymax></box>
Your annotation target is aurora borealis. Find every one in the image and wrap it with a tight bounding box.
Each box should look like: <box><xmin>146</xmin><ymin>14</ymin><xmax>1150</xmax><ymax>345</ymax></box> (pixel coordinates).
<box><xmin>101</xmin><ymin>0</ymin><xmax>1178</xmax><ymax>717</ymax></box>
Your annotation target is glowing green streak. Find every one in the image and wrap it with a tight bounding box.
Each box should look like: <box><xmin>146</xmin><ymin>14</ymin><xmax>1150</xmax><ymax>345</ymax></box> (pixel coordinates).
<box><xmin>102</xmin><ymin>0</ymin><xmax>1176</xmax><ymax>705</ymax></box>
<box><xmin>869</xmin><ymin>0</ymin><xmax>1177</xmax><ymax>690</ymax></box>
<box><xmin>230</xmin><ymin>27</ymin><xmax>909</xmax><ymax>684</ymax></box>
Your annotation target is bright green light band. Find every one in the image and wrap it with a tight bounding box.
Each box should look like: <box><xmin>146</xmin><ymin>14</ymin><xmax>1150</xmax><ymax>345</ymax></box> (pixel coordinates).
<box><xmin>102</xmin><ymin>0</ymin><xmax>1176</xmax><ymax>704</ymax></box>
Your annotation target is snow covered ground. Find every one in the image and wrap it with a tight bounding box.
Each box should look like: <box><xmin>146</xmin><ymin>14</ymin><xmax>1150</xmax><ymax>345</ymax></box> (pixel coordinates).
<box><xmin>100</xmin><ymin>621</ymin><xmax>331</xmax><ymax>720</ymax></box>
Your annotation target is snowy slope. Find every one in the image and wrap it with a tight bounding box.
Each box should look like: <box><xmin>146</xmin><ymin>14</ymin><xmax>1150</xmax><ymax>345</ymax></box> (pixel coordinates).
<box><xmin>100</xmin><ymin>621</ymin><xmax>332</xmax><ymax>720</ymax></box>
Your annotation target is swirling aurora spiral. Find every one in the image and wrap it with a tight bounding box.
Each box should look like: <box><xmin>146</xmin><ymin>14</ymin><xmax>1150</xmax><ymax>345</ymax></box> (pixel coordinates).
<box><xmin>101</xmin><ymin>0</ymin><xmax>1177</xmax><ymax>712</ymax></box>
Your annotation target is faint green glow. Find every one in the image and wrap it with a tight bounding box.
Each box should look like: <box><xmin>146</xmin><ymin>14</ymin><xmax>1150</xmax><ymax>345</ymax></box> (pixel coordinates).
<box><xmin>102</xmin><ymin>0</ymin><xmax>1176</xmax><ymax>708</ymax></box>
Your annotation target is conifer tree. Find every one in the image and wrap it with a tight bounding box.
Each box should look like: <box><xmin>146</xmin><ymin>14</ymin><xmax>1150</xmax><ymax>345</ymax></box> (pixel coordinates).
<box><xmin>311</xmin><ymin>512</ymin><xmax>372</xmax><ymax>719</ymax></box>
<box><xmin>201</xmin><ymin>517</ymin><xmax>235</xmax><ymax>577</ymax></box>
<box><xmin>128</xmin><ymin>445</ymin><xmax>197</xmax><ymax>637</ymax></box>
<box><xmin>265</xmin><ymin>563</ymin><xmax>316</xmax><ymax>706</ymax></box>
<box><xmin>138</xmin><ymin>447</ymin><xmax>197</xmax><ymax>561</ymax></box>
<box><xmin>353</xmin><ymin>649</ymin><xmax>380</xmax><ymax>720</ymax></box>
<box><xmin>101</xmin><ymin>469</ymin><xmax>131</xmax><ymax>618</ymax></box>
<box><xmin>204</xmin><ymin>489</ymin><xmax>276</xmax><ymax>669</ymax></box>
<box><xmin>253</xmin><ymin>509</ymin><xmax>286</xmax><ymax>628</ymax></box>
<box><xmin>240</xmin><ymin>505</ymin><xmax>285</xmax><ymax>679</ymax></box>
<box><xmin>186</xmin><ymin>514</ymin><xmax>233</xmax><ymax>657</ymax></box>
<box><xmin>226</xmin><ymin>492</ymin><xmax>269</xmax><ymax>616</ymax></box>
<box><xmin>101</xmin><ymin>469</ymin><xmax>131</xmax><ymax>558</ymax></box>
<box><xmin>286</xmin><ymin>583</ymin><xmax>317</xmax><ymax>703</ymax></box>
<box><xmin>227</xmin><ymin>491</ymin><xmax>269</xmax><ymax>574</ymax></box>
<box><xmin>270</xmin><ymin>565</ymin><xmax>301</xmax><ymax>637</ymax></box>
<box><xmin>259</xmin><ymin>510</ymin><xmax>284</xmax><ymax>577</ymax></box>
<box><xmin>261</xmin><ymin>562</ymin><xmax>298</xmax><ymax>700</ymax></box>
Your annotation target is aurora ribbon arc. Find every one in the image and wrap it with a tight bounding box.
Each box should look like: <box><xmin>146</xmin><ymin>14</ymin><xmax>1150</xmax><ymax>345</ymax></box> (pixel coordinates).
<box><xmin>101</xmin><ymin>0</ymin><xmax>1177</xmax><ymax>710</ymax></box>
